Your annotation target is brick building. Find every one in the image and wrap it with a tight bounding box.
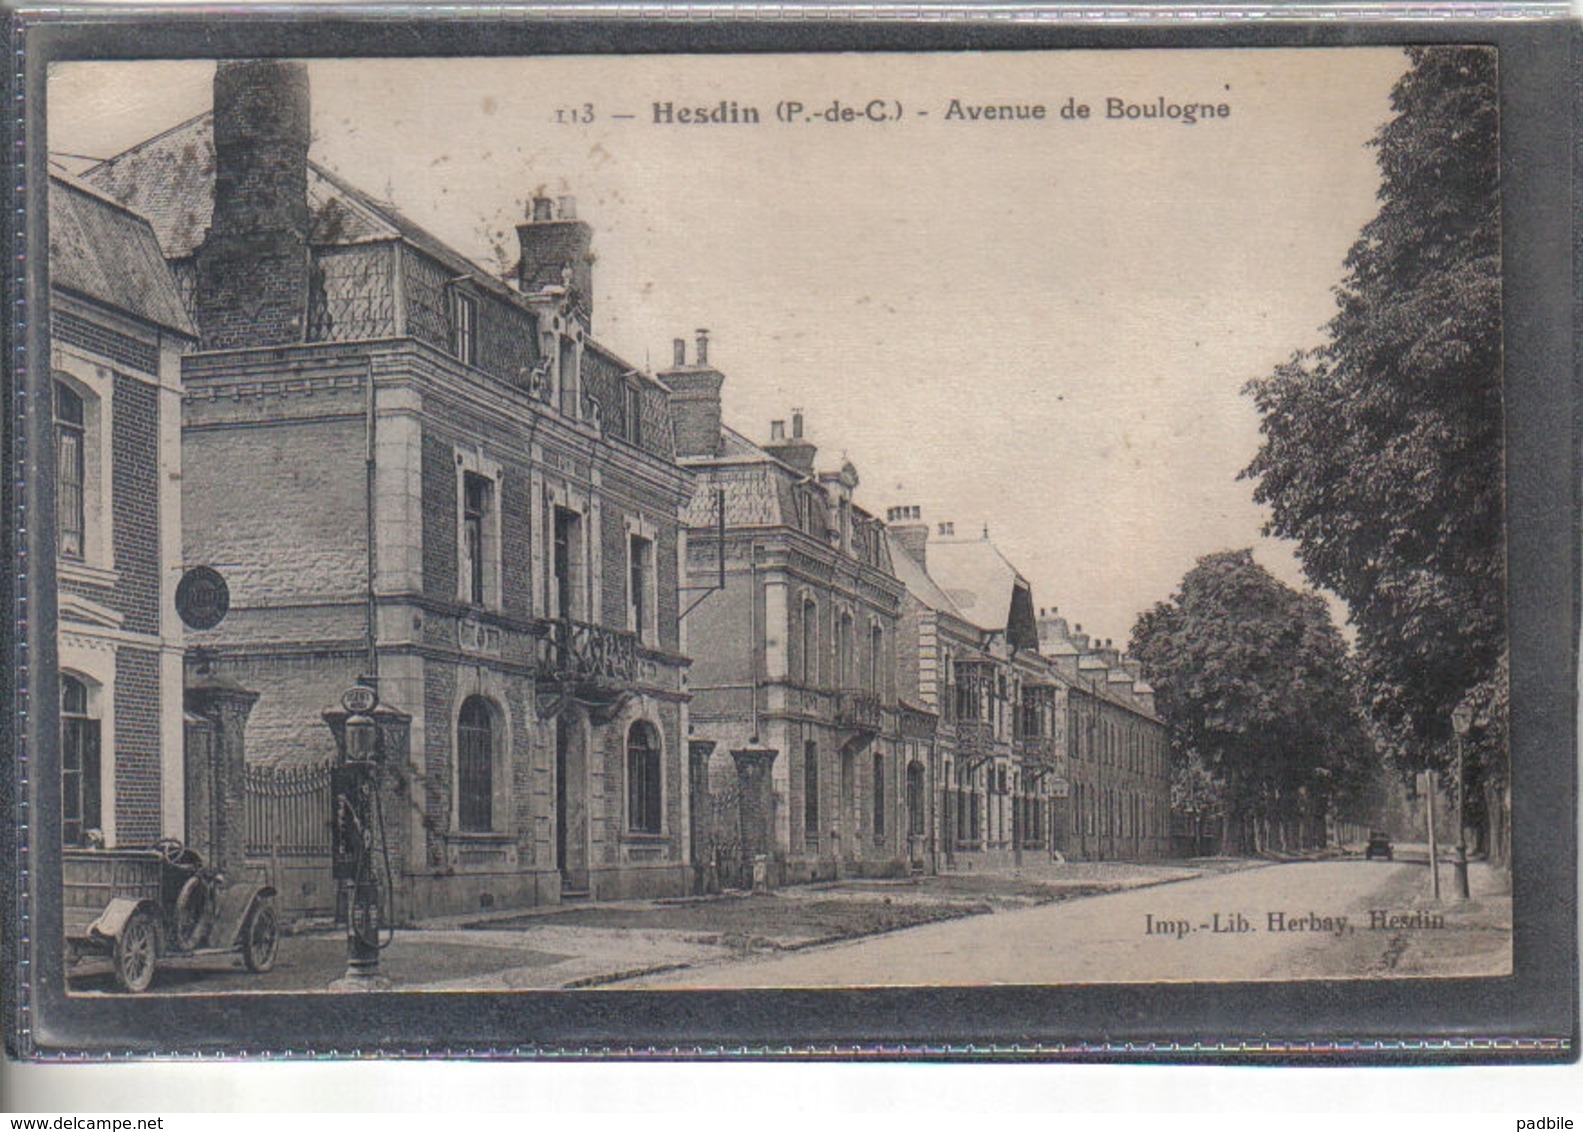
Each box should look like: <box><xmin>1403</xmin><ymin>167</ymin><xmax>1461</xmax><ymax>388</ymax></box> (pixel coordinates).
<box><xmin>674</xmin><ymin>377</ymin><xmax>913</xmax><ymax>885</ymax></box>
<box><xmin>49</xmin><ymin>172</ymin><xmax>196</xmax><ymax>850</ymax></box>
<box><xmin>887</xmin><ymin>510</ymin><xmax>1171</xmax><ymax>866</ymax></box>
<box><xmin>84</xmin><ymin>61</ymin><xmax>694</xmax><ymax>918</ymax></box>
<box><xmin>1037</xmin><ymin>611</ymin><xmax>1171</xmax><ymax>861</ymax></box>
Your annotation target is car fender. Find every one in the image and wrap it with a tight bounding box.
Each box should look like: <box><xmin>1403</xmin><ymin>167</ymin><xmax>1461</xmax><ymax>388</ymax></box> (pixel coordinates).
<box><xmin>87</xmin><ymin>897</ymin><xmax>160</xmax><ymax>946</ymax></box>
<box><xmin>213</xmin><ymin>883</ymin><xmax>278</xmax><ymax>947</ymax></box>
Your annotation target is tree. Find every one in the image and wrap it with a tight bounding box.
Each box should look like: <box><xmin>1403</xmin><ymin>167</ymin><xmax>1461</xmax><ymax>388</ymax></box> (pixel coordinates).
<box><xmin>1241</xmin><ymin>46</ymin><xmax>1504</xmax><ymax>824</ymax></box>
<box><xmin>1130</xmin><ymin>550</ymin><xmax>1370</xmax><ymax>855</ymax></box>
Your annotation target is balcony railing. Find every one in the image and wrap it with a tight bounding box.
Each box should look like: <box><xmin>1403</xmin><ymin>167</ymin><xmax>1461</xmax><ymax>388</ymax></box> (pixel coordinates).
<box><xmin>539</xmin><ymin>617</ymin><xmax>639</xmax><ymax>687</ymax></box>
<box><xmin>954</xmin><ymin>719</ymin><xmax>995</xmax><ymax>758</ymax></box>
<box><xmin>1015</xmin><ymin>734</ymin><xmax>1061</xmax><ymax>767</ymax></box>
<box><xmin>836</xmin><ymin>690</ymin><xmax>882</xmax><ymax>733</ymax></box>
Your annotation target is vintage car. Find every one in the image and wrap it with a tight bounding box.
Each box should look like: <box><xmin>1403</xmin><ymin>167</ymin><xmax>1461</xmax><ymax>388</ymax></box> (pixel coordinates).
<box><xmin>63</xmin><ymin>839</ymin><xmax>278</xmax><ymax>992</ymax></box>
<box><xmin>1363</xmin><ymin>831</ymin><xmax>1395</xmax><ymax>861</ymax></box>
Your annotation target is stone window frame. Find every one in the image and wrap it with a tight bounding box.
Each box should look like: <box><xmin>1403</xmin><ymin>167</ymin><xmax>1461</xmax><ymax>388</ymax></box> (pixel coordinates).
<box><xmin>553</xmin><ymin>321</ymin><xmax>584</xmax><ymax>420</ymax></box>
<box><xmin>454</xmin><ymin>448</ymin><xmax>503</xmax><ymax>611</ymax></box>
<box><xmin>905</xmin><ymin>759</ymin><xmax>926</xmax><ymax>839</ymax></box>
<box><xmin>866</xmin><ymin>616</ymin><xmax>884</xmax><ymax>696</ymax></box>
<box><xmin>872</xmin><ymin>748</ymin><xmax>885</xmax><ymax>844</ymax></box>
<box><xmin>55</xmin><ymin>650</ymin><xmax>115</xmax><ymax>846</ymax></box>
<box><xmin>450</xmin><ymin>685</ymin><xmax>511</xmax><ymax>837</ymax></box>
<box><xmin>622</xmin><ymin>378</ymin><xmax>643</xmax><ymax>448</ymax></box>
<box><xmin>803</xmin><ymin>737</ymin><xmax>820</xmax><ymax>847</ymax></box>
<box><xmin>624</xmin><ymin>718</ymin><xmax>664</xmax><ymax>836</ymax></box>
<box><xmin>51</xmin><ymin>362</ymin><xmax>115</xmax><ymax>583</ymax></box>
<box><xmin>542</xmin><ymin>478</ymin><xmax>594</xmax><ymax>624</ymax></box>
<box><xmin>798</xmin><ymin>590</ymin><xmax>819</xmax><ymax>689</ymax></box>
<box><xmin>60</xmin><ymin>671</ymin><xmax>103</xmax><ymax>848</ymax></box>
<box><xmin>833</xmin><ymin>603</ymin><xmax>855</xmax><ymax>691</ymax></box>
<box><xmin>448</xmin><ymin>285</ymin><xmax>478</xmax><ymax>367</ymax></box>
<box><xmin>624</xmin><ymin>514</ymin><xmax>659</xmax><ymax>646</ymax></box>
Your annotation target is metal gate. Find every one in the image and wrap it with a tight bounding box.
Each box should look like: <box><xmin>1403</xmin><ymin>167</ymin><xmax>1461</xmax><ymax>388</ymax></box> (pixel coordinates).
<box><xmin>245</xmin><ymin>761</ymin><xmax>334</xmax><ymax>917</ymax></box>
<box><xmin>704</xmin><ymin>775</ymin><xmax>746</xmax><ymax>890</ymax></box>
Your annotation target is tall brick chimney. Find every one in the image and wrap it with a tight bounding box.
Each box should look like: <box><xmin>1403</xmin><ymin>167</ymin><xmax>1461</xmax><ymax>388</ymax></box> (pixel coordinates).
<box><xmin>763</xmin><ymin>408</ymin><xmax>817</xmax><ymax>473</ymax></box>
<box><xmin>517</xmin><ymin>194</ymin><xmax>594</xmax><ymax>317</ymax></box>
<box><xmin>885</xmin><ymin>505</ymin><xmax>929</xmax><ymax>569</ymax></box>
<box><xmin>661</xmin><ymin>334</ymin><xmax>724</xmax><ymax>458</ymax></box>
<box><xmin>1037</xmin><ymin>607</ymin><xmax>1072</xmax><ymax>649</ymax></box>
<box><xmin>193</xmin><ymin>60</ymin><xmax>312</xmax><ymax>350</ymax></box>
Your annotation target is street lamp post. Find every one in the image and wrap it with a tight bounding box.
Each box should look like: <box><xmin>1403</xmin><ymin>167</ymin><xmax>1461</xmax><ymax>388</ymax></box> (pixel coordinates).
<box><xmin>1451</xmin><ymin>701</ymin><xmax>1474</xmax><ymax>901</ymax></box>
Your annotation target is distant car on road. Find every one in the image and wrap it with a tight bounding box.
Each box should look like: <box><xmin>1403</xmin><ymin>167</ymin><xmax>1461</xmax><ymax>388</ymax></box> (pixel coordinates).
<box><xmin>1364</xmin><ymin>831</ymin><xmax>1394</xmax><ymax>861</ymax></box>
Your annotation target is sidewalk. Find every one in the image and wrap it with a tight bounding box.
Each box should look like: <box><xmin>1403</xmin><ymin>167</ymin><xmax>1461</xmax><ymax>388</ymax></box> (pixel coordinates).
<box><xmin>404</xmin><ymin>858</ymin><xmax>1226</xmax><ymax>990</ymax></box>
<box><xmin>1383</xmin><ymin>859</ymin><xmax>1513</xmax><ymax>977</ymax></box>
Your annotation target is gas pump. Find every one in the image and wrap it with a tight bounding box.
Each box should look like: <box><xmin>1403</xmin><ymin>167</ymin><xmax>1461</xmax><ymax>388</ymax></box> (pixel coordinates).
<box><xmin>327</xmin><ymin>683</ymin><xmax>393</xmax><ymax>990</ymax></box>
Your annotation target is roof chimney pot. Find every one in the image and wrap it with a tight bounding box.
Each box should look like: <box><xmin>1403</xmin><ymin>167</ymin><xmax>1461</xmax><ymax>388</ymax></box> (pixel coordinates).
<box><xmin>695</xmin><ymin>328</ymin><xmax>710</xmax><ymax>366</ymax></box>
<box><xmin>672</xmin><ymin>338</ymin><xmax>687</xmax><ymax>367</ymax></box>
<box><xmin>770</xmin><ymin>420</ymin><xmax>786</xmax><ymax>442</ymax></box>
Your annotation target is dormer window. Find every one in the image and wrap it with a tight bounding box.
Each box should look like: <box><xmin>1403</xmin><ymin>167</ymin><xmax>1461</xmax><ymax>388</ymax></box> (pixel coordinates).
<box><xmin>450</xmin><ymin>290</ymin><xmax>477</xmax><ymax>366</ymax></box>
<box><xmin>55</xmin><ymin>381</ymin><xmax>85</xmax><ymax>561</ymax></box>
<box><xmin>624</xmin><ymin>381</ymin><xmax>643</xmax><ymax>446</ymax></box>
<box><xmin>558</xmin><ymin>335</ymin><xmax>579</xmax><ymax>417</ymax></box>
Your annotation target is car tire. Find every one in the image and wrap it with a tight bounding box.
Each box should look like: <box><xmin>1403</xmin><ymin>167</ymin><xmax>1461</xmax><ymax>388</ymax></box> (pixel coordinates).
<box><xmin>113</xmin><ymin>909</ymin><xmax>159</xmax><ymax>993</ymax></box>
<box><xmin>241</xmin><ymin>900</ymin><xmax>280</xmax><ymax>974</ymax></box>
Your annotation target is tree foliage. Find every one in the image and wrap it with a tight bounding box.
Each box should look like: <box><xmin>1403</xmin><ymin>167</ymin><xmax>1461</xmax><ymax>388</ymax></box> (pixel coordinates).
<box><xmin>1241</xmin><ymin>46</ymin><xmax>1503</xmax><ymax>779</ymax></box>
<box><xmin>1130</xmin><ymin>550</ymin><xmax>1370</xmax><ymax>854</ymax></box>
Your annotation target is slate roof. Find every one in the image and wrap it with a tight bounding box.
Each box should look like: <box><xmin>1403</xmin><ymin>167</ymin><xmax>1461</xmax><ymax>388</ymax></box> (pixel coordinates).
<box><xmin>82</xmin><ymin>112</ymin><xmax>523</xmax><ymax>309</ymax></box>
<box><xmin>80</xmin><ymin>113</ymin><xmax>216</xmax><ymax>260</ymax></box>
<box><xmin>49</xmin><ymin>172</ymin><xmax>196</xmax><ymax>337</ymax></box>
<box><xmin>925</xmin><ymin>537</ymin><xmax>1029</xmax><ymax>635</ymax></box>
<box><xmin>886</xmin><ymin>530</ymin><xmax>968</xmax><ymax>624</ymax></box>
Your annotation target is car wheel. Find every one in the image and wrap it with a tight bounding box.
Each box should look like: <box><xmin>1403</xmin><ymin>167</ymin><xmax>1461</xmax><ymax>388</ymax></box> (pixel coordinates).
<box><xmin>173</xmin><ymin>875</ymin><xmax>214</xmax><ymax>951</ymax></box>
<box><xmin>113</xmin><ymin>909</ymin><xmax>158</xmax><ymax>993</ymax></box>
<box><xmin>241</xmin><ymin>900</ymin><xmax>279</xmax><ymax>974</ymax></box>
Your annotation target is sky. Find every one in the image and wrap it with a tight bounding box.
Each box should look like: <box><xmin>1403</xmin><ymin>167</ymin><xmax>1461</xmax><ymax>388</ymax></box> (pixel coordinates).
<box><xmin>47</xmin><ymin>49</ymin><xmax>1408</xmax><ymax>644</ymax></box>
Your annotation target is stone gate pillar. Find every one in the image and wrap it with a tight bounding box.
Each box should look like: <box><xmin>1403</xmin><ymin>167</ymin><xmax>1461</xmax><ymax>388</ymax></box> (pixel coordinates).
<box><xmin>687</xmin><ymin>740</ymin><xmax>717</xmax><ymax>892</ymax></box>
<box><xmin>185</xmin><ymin>672</ymin><xmax>260</xmax><ymax>876</ymax></box>
<box><xmin>731</xmin><ymin>744</ymin><xmax>779</xmax><ymax>890</ymax></box>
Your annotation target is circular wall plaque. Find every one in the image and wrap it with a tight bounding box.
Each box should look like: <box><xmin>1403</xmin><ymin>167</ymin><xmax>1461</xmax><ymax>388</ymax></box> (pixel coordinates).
<box><xmin>175</xmin><ymin>566</ymin><xmax>230</xmax><ymax>631</ymax></box>
<box><xmin>341</xmin><ymin>685</ymin><xmax>379</xmax><ymax>715</ymax></box>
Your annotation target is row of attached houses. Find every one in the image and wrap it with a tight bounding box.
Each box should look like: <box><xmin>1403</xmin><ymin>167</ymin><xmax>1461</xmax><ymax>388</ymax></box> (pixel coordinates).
<box><xmin>50</xmin><ymin>59</ymin><xmax>1168</xmax><ymax>920</ymax></box>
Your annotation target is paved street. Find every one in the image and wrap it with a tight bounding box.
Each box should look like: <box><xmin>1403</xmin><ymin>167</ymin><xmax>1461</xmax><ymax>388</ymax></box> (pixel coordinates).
<box><xmin>65</xmin><ymin>854</ymin><xmax>1509</xmax><ymax>995</ymax></box>
<box><xmin>626</xmin><ymin>856</ymin><xmax>1512</xmax><ymax>988</ymax></box>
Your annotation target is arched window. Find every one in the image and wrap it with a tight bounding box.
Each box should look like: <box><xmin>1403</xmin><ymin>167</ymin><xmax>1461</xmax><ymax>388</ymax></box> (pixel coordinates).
<box><xmin>800</xmin><ymin>598</ymin><xmax>818</xmax><ymax>687</ymax></box>
<box><xmin>55</xmin><ymin>381</ymin><xmax>85</xmax><ymax>561</ymax></box>
<box><xmin>626</xmin><ymin>721</ymin><xmax>662</xmax><ymax>834</ymax></box>
<box><xmin>61</xmin><ymin>674</ymin><xmax>100</xmax><ymax>845</ymax></box>
<box><xmin>457</xmin><ymin>696</ymin><xmax>496</xmax><ymax>832</ymax></box>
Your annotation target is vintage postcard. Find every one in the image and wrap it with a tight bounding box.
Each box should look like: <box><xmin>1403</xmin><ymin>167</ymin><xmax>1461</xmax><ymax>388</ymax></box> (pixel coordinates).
<box><xmin>14</xmin><ymin>18</ymin><xmax>1577</xmax><ymax>1059</ymax></box>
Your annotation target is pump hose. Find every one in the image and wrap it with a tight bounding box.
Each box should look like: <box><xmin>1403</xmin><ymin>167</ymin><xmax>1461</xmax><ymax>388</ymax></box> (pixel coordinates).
<box><xmin>373</xmin><ymin>778</ymin><xmax>395</xmax><ymax>950</ymax></box>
